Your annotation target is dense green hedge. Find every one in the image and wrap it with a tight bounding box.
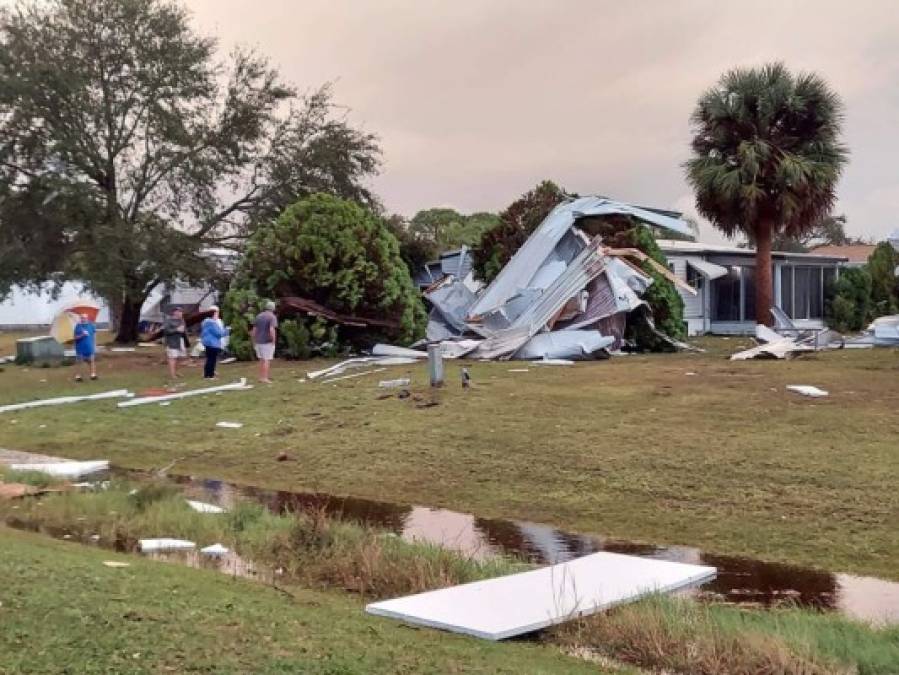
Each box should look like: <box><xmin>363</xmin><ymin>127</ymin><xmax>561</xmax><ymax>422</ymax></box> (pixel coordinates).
<box><xmin>223</xmin><ymin>194</ymin><xmax>426</xmax><ymax>358</ymax></box>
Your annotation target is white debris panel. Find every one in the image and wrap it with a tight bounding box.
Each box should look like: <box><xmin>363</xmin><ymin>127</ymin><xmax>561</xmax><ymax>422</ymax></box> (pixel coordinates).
<box><xmin>366</xmin><ymin>551</ymin><xmax>716</xmax><ymax>641</ymax></box>
<box><xmin>0</xmin><ymin>389</ymin><xmax>133</xmax><ymax>414</ymax></box>
<box><xmin>118</xmin><ymin>379</ymin><xmax>252</xmax><ymax>407</ymax></box>
<box><xmin>9</xmin><ymin>460</ymin><xmax>109</xmax><ymax>478</ymax></box>
<box><xmin>412</xmin><ymin>194</ymin><xmax>695</xmax><ymax>360</ymax></box>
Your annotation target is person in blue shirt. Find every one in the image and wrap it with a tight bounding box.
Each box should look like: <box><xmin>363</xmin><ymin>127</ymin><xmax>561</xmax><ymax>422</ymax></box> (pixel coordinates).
<box><xmin>72</xmin><ymin>313</ymin><xmax>97</xmax><ymax>382</ymax></box>
<box><xmin>200</xmin><ymin>305</ymin><xmax>230</xmax><ymax>379</ymax></box>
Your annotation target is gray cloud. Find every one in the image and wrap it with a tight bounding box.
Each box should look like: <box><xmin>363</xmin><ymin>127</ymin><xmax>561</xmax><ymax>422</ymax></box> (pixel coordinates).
<box><xmin>187</xmin><ymin>0</ymin><xmax>899</xmax><ymax>242</ymax></box>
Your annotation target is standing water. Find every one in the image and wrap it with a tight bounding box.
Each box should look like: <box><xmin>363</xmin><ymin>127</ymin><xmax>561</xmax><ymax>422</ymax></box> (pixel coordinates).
<box><xmin>163</xmin><ymin>472</ymin><xmax>899</xmax><ymax>626</ymax></box>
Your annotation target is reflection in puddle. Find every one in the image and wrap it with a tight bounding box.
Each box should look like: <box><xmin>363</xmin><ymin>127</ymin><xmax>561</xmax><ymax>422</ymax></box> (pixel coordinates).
<box><xmin>157</xmin><ymin>473</ymin><xmax>899</xmax><ymax>625</ymax></box>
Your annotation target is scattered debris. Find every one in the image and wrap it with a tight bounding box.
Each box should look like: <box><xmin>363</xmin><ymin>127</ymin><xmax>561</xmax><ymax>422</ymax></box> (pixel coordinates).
<box><xmin>507</xmin><ymin>368</ymin><xmax>529</xmax><ymax>373</ymax></box>
<box><xmin>9</xmin><ymin>460</ymin><xmax>109</xmax><ymax>478</ymax></box>
<box><xmin>215</xmin><ymin>421</ymin><xmax>244</xmax><ymax>429</ymax></box>
<box><xmin>118</xmin><ymin>379</ymin><xmax>252</xmax><ymax>408</ymax></box>
<box><xmin>200</xmin><ymin>543</ymin><xmax>230</xmax><ymax>557</ymax></box>
<box><xmin>372</xmin><ymin>343</ymin><xmax>428</xmax><ymax>359</ymax></box>
<box><xmin>278</xmin><ymin>296</ymin><xmax>400</xmax><ymax>330</ymax></box>
<box><xmin>786</xmin><ymin>385</ymin><xmax>829</xmax><ymax>398</ymax></box>
<box><xmin>533</xmin><ymin>358</ymin><xmax>574</xmax><ymax>366</ymax></box>
<box><xmin>109</xmin><ymin>347</ymin><xmax>136</xmax><ymax>353</ymax></box>
<box><xmin>219</xmin><ymin>357</ymin><xmax>237</xmax><ymax>364</ymax></box>
<box><xmin>321</xmin><ymin>367</ymin><xmax>386</xmax><ymax>384</ymax></box>
<box><xmin>461</xmin><ymin>367</ymin><xmax>471</xmax><ymax>388</ymax></box>
<box><xmin>846</xmin><ymin>315</ymin><xmax>899</xmax><ymax>347</ymax></box>
<box><xmin>0</xmin><ymin>389</ymin><xmax>134</xmax><ymax>415</ymax></box>
<box><xmin>102</xmin><ymin>561</ymin><xmax>131</xmax><ymax>568</ymax></box>
<box><xmin>307</xmin><ymin>357</ymin><xmax>417</xmax><ymax>381</ymax></box>
<box><xmin>139</xmin><ymin>538</ymin><xmax>196</xmax><ymax>553</ymax></box>
<box><xmin>275</xmin><ymin>451</ymin><xmax>292</xmax><ymax>462</ymax></box>
<box><xmin>186</xmin><ymin>500</ymin><xmax>226</xmax><ymax>513</ymax></box>
<box><xmin>366</xmin><ymin>551</ymin><xmax>715</xmax><ymax>641</ymax></box>
<box><xmin>397</xmin><ymin>389</ymin><xmax>411</xmax><ymax>400</ymax></box>
<box><xmin>416</xmin><ymin>400</ymin><xmax>440</xmax><ymax>409</ymax></box>
<box><xmin>378</xmin><ymin>378</ymin><xmax>411</xmax><ymax>389</ymax></box>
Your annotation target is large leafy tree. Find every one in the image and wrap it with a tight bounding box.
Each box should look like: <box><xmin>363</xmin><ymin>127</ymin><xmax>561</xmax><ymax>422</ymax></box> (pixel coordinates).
<box><xmin>389</xmin><ymin>208</ymin><xmax>500</xmax><ymax>272</ymax></box>
<box><xmin>472</xmin><ymin>180</ymin><xmax>571</xmax><ymax>283</ymax></box>
<box><xmin>867</xmin><ymin>242</ymin><xmax>899</xmax><ymax>316</ymax></box>
<box><xmin>0</xmin><ymin>0</ymin><xmax>379</xmax><ymax>341</ymax></box>
<box><xmin>686</xmin><ymin>63</ymin><xmax>848</xmax><ymax>325</ymax></box>
<box><xmin>224</xmin><ymin>193</ymin><xmax>426</xmax><ymax>355</ymax></box>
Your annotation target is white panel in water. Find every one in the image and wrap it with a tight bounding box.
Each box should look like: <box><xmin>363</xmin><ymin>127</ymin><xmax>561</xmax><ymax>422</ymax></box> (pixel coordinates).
<box><xmin>365</xmin><ymin>551</ymin><xmax>716</xmax><ymax>640</ymax></box>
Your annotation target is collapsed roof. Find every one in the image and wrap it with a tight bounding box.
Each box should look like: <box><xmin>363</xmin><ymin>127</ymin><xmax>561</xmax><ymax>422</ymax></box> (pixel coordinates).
<box><xmin>420</xmin><ymin>196</ymin><xmax>696</xmax><ymax>361</ymax></box>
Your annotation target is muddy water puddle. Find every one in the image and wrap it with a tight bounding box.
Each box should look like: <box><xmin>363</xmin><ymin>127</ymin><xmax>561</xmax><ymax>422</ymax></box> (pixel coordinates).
<box><xmin>158</xmin><ymin>473</ymin><xmax>899</xmax><ymax>625</ymax></box>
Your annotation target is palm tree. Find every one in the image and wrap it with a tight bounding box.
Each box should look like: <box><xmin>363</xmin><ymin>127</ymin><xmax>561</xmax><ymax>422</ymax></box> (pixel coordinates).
<box><xmin>685</xmin><ymin>63</ymin><xmax>848</xmax><ymax>325</ymax></box>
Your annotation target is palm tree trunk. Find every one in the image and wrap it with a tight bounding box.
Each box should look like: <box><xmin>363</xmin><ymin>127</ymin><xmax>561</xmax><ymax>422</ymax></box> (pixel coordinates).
<box><xmin>755</xmin><ymin>220</ymin><xmax>774</xmax><ymax>326</ymax></box>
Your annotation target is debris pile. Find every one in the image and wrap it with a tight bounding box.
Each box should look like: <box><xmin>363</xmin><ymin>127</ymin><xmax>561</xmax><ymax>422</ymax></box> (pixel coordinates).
<box><xmin>416</xmin><ymin>197</ymin><xmax>696</xmax><ymax>361</ymax></box>
<box><xmin>731</xmin><ymin>308</ymin><xmax>845</xmax><ymax>360</ymax></box>
<box><xmin>731</xmin><ymin>306</ymin><xmax>899</xmax><ymax>359</ymax></box>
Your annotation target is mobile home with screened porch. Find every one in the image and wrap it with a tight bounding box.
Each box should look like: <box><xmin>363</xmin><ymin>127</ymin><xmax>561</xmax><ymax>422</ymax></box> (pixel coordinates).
<box><xmin>658</xmin><ymin>239</ymin><xmax>847</xmax><ymax>336</ymax></box>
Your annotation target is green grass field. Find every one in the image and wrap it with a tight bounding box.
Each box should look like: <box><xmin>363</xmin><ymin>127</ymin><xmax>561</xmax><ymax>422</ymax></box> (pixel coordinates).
<box><xmin>0</xmin><ymin>526</ymin><xmax>607</xmax><ymax>674</ymax></box>
<box><xmin>1</xmin><ymin>338</ymin><xmax>897</xmax><ymax>579</ymax></box>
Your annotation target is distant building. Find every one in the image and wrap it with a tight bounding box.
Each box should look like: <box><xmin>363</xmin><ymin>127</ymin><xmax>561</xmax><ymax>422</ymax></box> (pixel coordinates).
<box><xmin>658</xmin><ymin>240</ymin><xmax>847</xmax><ymax>336</ymax></box>
<box><xmin>808</xmin><ymin>244</ymin><xmax>876</xmax><ymax>268</ymax></box>
<box><xmin>0</xmin><ymin>248</ymin><xmax>236</xmax><ymax>331</ymax></box>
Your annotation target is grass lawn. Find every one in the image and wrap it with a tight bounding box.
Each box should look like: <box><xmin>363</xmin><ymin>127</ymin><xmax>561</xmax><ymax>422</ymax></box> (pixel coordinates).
<box><xmin>0</xmin><ymin>338</ymin><xmax>897</xmax><ymax>579</ymax></box>
<box><xmin>0</xmin><ymin>526</ymin><xmax>606</xmax><ymax>674</ymax></box>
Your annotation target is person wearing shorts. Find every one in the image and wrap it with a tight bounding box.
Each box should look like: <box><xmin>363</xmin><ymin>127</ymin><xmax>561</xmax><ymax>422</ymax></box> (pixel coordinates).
<box><xmin>73</xmin><ymin>313</ymin><xmax>97</xmax><ymax>382</ymax></box>
<box><xmin>163</xmin><ymin>307</ymin><xmax>190</xmax><ymax>380</ymax></box>
<box><xmin>251</xmin><ymin>301</ymin><xmax>278</xmax><ymax>383</ymax></box>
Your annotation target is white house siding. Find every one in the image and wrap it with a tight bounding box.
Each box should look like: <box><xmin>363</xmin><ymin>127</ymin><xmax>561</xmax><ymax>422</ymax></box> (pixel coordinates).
<box><xmin>666</xmin><ymin>255</ymin><xmax>708</xmax><ymax>336</ymax></box>
<box><xmin>0</xmin><ymin>283</ymin><xmax>110</xmax><ymax>330</ymax></box>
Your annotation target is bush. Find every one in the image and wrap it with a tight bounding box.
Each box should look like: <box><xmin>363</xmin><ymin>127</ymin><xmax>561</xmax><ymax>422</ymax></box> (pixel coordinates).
<box><xmin>825</xmin><ymin>267</ymin><xmax>872</xmax><ymax>332</ymax></box>
<box><xmin>224</xmin><ymin>194</ymin><xmax>426</xmax><ymax>358</ymax></box>
<box><xmin>867</xmin><ymin>242</ymin><xmax>899</xmax><ymax>316</ymax></box>
<box><xmin>278</xmin><ymin>319</ymin><xmax>311</xmax><ymax>360</ymax></box>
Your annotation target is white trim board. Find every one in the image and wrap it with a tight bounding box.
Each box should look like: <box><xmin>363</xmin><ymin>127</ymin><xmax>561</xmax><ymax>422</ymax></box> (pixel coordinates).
<box><xmin>9</xmin><ymin>460</ymin><xmax>109</xmax><ymax>478</ymax></box>
<box><xmin>0</xmin><ymin>389</ymin><xmax>133</xmax><ymax>414</ymax></box>
<box><xmin>118</xmin><ymin>379</ymin><xmax>252</xmax><ymax>408</ymax></box>
<box><xmin>366</xmin><ymin>551</ymin><xmax>716</xmax><ymax>641</ymax></box>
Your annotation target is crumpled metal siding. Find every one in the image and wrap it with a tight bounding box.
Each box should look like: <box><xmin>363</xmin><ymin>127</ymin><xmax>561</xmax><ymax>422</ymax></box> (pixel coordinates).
<box><xmin>468</xmin><ymin>197</ymin><xmax>693</xmax><ymax>319</ymax></box>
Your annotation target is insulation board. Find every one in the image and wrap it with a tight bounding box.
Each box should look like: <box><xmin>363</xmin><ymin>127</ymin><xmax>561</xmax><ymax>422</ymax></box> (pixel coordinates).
<box><xmin>366</xmin><ymin>551</ymin><xmax>716</xmax><ymax>640</ymax></box>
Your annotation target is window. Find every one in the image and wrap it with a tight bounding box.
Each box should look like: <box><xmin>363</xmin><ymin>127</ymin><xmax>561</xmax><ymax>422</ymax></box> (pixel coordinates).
<box><xmin>742</xmin><ymin>266</ymin><xmax>756</xmax><ymax>323</ymax></box>
<box><xmin>780</xmin><ymin>265</ymin><xmax>826</xmax><ymax>320</ymax></box>
<box><xmin>711</xmin><ymin>267</ymin><xmax>741</xmax><ymax>321</ymax></box>
<box><xmin>686</xmin><ymin>265</ymin><xmax>704</xmax><ymax>289</ymax></box>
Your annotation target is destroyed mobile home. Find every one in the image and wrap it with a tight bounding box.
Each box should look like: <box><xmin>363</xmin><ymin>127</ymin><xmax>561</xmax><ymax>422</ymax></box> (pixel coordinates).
<box><xmin>413</xmin><ymin>196</ymin><xmax>697</xmax><ymax>362</ymax></box>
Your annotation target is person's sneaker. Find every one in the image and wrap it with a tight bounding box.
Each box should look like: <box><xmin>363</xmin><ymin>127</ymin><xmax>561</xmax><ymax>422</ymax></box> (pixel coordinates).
<box><xmin>259</xmin><ymin>378</ymin><xmax>273</xmax><ymax>384</ymax></box>
<box><xmin>90</xmin><ymin>374</ymin><xmax>98</xmax><ymax>381</ymax></box>
<box><xmin>74</xmin><ymin>375</ymin><xmax>83</xmax><ymax>382</ymax></box>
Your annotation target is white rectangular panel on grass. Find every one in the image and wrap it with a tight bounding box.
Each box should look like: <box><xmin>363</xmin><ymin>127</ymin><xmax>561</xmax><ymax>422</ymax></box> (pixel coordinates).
<box><xmin>366</xmin><ymin>551</ymin><xmax>716</xmax><ymax>641</ymax></box>
<box><xmin>9</xmin><ymin>460</ymin><xmax>110</xmax><ymax>478</ymax></box>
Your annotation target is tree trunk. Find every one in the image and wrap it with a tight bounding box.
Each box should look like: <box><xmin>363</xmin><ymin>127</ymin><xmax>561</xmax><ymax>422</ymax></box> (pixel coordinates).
<box><xmin>755</xmin><ymin>220</ymin><xmax>774</xmax><ymax>326</ymax></box>
<box><xmin>114</xmin><ymin>295</ymin><xmax>143</xmax><ymax>343</ymax></box>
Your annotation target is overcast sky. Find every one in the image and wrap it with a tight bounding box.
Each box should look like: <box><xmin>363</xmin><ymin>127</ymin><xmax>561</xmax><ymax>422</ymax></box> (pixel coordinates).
<box><xmin>189</xmin><ymin>0</ymin><xmax>899</xmax><ymax>243</ymax></box>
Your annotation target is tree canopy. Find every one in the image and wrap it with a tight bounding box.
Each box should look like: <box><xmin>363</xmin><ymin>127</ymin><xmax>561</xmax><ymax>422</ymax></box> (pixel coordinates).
<box><xmin>389</xmin><ymin>208</ymin><xmax>500</xmax><ymax>272</ymax></box>
<box><xmin>685</xmin><ymin>63</ymin><xmax>848</xmax><ymax>324</ymax></box>
<box><xmin>223</xmin><ymin>193</ymin><xmax>426</xmax><ymax>356</ymax></box>
<box><xmin>0</xmin><ymin>0</ymin><xmax>380</xmax><ymax>341</ymax></box>
<box><xmin>472</xmin><ymin>180</ymin><xmax>571</xmax><ymax>283</ymax></box>
<box><xmin>867</xmin><ymin>242</ymin><xmax>899</xmax><ymax>316</ymax></box>
<box><xmin>741</xmin><ymin>214</ymin><xmax>854</xmax><ymax>253</ymax></box>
